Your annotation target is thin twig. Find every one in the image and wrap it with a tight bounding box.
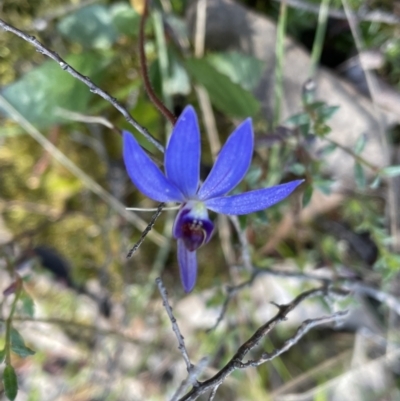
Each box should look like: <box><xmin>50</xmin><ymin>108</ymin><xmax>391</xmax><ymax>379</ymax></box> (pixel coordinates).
<box><xmin>179</xmin><ymin>287</ymin><xmax>347</xmax><ymax>401</ymax></box>
<box><xmin>325</xmin><ymin>137</ymin><xmax>380</xmax><ymax>173</ymax></box>
<box><xmin>156</xmin><ymin>277</ymin><xmax>192</xmax><ymax>372</ymax></box>
<box><xmin>127</xmin><ymin>203</ymin><xmax>165</xmax><ymax>258</ymax></box>
<box><xmin>228</xmin><ymin>215</ymin><xmax>252</xmax><ymax>272</ymax></box>
<box><xmin>0</xmin><ymin>17</ymin><xmax>164</xmax><ymax>153</ymax></box>
<box><xmin>170</xmin><ymin>357</ymin><xmax>209</xmax><ymax>401</ymax></box>
<box><xmin>55</xmin><ymin>108</ymin><xmax>117</xmax><ymax>131</ymax></box>
<box><xmin>211</xmin><ymin>265</ymin><xmax>400</xmax><ymax>328</ymax></box>
<box><xmin>240</xmin><ymin>311</ymin><xmax>348</xmax><ymax>367</ymax></box>
<box><xmin>207</xmin><ymin>384</ymin><xmax>220</xmax><ymax>401</ymax></box>
<box><xmin>207</xmin><ymin>274</ymin><xmax>259</xmax><ymax>332</ymax></box>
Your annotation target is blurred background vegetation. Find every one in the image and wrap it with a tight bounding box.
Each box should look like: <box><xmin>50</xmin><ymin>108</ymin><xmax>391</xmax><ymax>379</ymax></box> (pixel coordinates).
<box><xmin>1</xmin><ymin>0</ymin><xmax>400</xmax><ymax>400</ymax></box>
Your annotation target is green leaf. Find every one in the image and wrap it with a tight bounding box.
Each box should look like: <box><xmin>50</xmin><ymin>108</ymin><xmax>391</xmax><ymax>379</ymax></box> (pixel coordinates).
<box><xmin>149</xmin><ymin>52</ymin><xmax>191</xmax><ymax>97</ymax></box>
<box><xmin>302</xmin><ymin>185</ymin><xmax>313</xmax><ymax>207</ymax></box>
<box><xmin>381</xmin><ymin>165</ymin><xmax>400</xmax><ymax>177</ymax></box>
<box><xmin>285</xmin><ymin>112</ymin><xmax>310</xmax><ymax>127</ymax></box>
<box><xmin>111</xmin><ymin>3</ymin><xmax>141</xmax><ymax>37</ymax></box>
<box><xmin>57</xmin><ymin>5</ymin><xmax>118</xmax><ymax>49</ymax></box>
<box><xmin>319</xmin><ymin>143</ymin><xmax>337</xmax><ymax>156</ymax></box>
<box><xmin>10</xmin><ymin>328</ymin><xmax>35</xmax><ymax>358</ymax></box>
<box><xmin>354</xmin><ymin>134</ymin><xmax>367</xmax><ymax>155</ymax></box>
<box><xmin>290</xmin><ymin>163</ymin><xmax>306</xmax><ymax>176</ymax></box>
<box><xmin>370</xmin><ymin>175</ymin><xmax>381</xmax><ymax>189</ymax></box>
<box><xmin>307</xmin><ymin>101</ymin><xmax>325</xmax><ymax>111</ymax></box>
<box><xmin>318</xmin><ymin>105</ymin><xmax>340</xmax><ymax>122</ymax></box>
<box><xmin>254</xmin><ymin>210</ymin><xmax>269</xmax><ymax>225</ymax></box>
<box><xmin>315</xmin><ymin>124</ymin><xmax>332</xmax><ymax>137</ymax></box>
<box><xmin>354</xmin><ymin>163</ymin><xmax>366</xmax><ymax>189</ymax></box>
<box><xmin>299</xmin><ymin>122</ymin><xmax>311</xmax><ymax>136</ymax></box>
<box><xmin>165</xmin><ymin>51</ymin><xmax>191</xmax><ymax>96</ymax></box>
<box><xmin>21</xmin><ymin>292</ymin><xmax>35</xmax><ymax>318</ymax></box>
<box><xmin>184</xmin><ymin>58</ymin><xmax>259</xmax><ymax>118</ymax></box>
<box><xmin>0</xmin><ymin>348</ymin><xmax>5</xmax><ymax>363</ymax></box>
<box><xmin>206</xmin><ymin>51</ymin><xmax>265</xmax><ymax>91</ymax></box>
<box><xmin>1</xmin><ymin>53</ymin><xmax>108</xmax><ymax>128</ymax></box>
<box><xmin>244</xmin><ymin>166</ymin><xmax>262</xmax><ymax>186</ymax></box>
<box><xmin>238</xmin><ymin>214</ymin><xmax>248</xmax><ymax>230</ymax></box>
<box><xmin>314</xmin><ymin>179</ymin><xmax>333</xmax><ymax>195</ymax></box>
<box><xmin>3</xmin><ymin>365</ymin><xmax>18</xmax><ymax>401</ymax></box>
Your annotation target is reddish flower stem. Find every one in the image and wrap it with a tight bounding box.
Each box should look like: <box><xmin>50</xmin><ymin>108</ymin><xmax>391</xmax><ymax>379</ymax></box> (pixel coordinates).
<box><xmin>139</xmin><ymin>0</ymin><xmax>177</xmax><ymax>125</ymax></box>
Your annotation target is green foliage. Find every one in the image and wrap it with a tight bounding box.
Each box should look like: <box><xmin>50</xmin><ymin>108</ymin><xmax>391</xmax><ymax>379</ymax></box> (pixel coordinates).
<box><xmin>206</xmin><ymin>51</ymin><xmax>265</xmax><ymax>91</ymax></box>
<box><xmin>384</xmin><ymin>38</ymin><xmax>400</xmax><ymax>88</ymax></box>
<box><xmin>354</xmin><ymin>163</ymin><xmax>366</xmax><ymax>189</ymax></box>
<box><xmin>303</xmin><ymin>102</ymin><xmax>339</xmax><ymax>137</ymax></box>
<box><xmin>353</xmin><ymin>134</ymin><xmax>367</xmax><ymax>155</ymax></box>
<box><xmin>2</xmin><ymin>0</ymin><xmax>400</xmax><ymax>398</ymax></box>
<box><xmin>184</xmin><ymin>58</ymin><xmax>260</xmax><ymax>118</ymax></box>
<box><xmin>3</xmin><ymin>365</ymin><xmax>18</xmax><ymax>401</ymax></box>
<box><xmin>10</xmin><ymin>328</ymin><xmax>35</xmax><ymax>358</ymax></box>
<box><xmin>244</xmin><ymin>166</ymin><xmax>263</xmax><ymax>186</ymax></box>
<box><xmin>111</xmin><ymin>3</ymin><xmax>141</xmax><ymax>37</ymax></box>
<box><xmin>150</xmin><ymin>49</ymin><xmax>191</xmax><ymax>97</ymax></box>
<box><xmin>380</xmin><ymin>165</ymin><xmax>400</xmax><ymax>177</ymax></box>
<box><xmin>313</xmin><ymin>179</ymin><xmax>334</xmax><ymax>195</ymax></box>
<box><xmin>1</xmin><ymin>53</ymin><xmax>108</xmax><ymax>128</ymax></box>
<box><xmin>302</xmin><ymin>185</ymin><xmax>313</xmax><ymax>207</ymax></box>
<box><xmin>20</xmin><ymin>291</ymin><xmax>35</xmax><ymax>318</ymax></box>
<box><xmin>57</xmin><ymin>5</ymin><xmax>118</xmax><ymax>49</ymax></box>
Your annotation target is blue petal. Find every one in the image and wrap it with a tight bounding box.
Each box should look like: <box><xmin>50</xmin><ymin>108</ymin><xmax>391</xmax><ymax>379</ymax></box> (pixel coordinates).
<box><xmin>165</xmin><ymin>106</ymin><xmax>200</xmax><ymax>199</ymax></box>
<box><xmin>204</xmin><ymin>180</ymin><xmax>304</xmax><ymax>215</ymax></box>
<box><xmin>198</xmin><ymin>118</ymin><xmax>253</xmax><ymax>200</ymax></box>
<box><xmin>123</xmin><ymin>131</ymin><xmax>184</xmax><ymax>202</ymax></box>
<box><xmin>177</xmin><ymin>239</ymin><xmax>197</xmax><ymax>292</ymax></box>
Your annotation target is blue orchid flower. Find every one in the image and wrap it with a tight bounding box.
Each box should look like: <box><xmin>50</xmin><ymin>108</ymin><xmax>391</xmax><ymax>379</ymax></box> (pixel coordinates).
<box><xmin>123</xmin><ymin>105</ymin><xmax>303</xmax><ymax>292</ymax></box>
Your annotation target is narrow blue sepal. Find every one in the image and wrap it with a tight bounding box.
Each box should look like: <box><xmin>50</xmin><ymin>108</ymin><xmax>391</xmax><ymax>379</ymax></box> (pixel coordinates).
<box><xmin>204</xmin><ymin>180</ymin><xmax>304</xmax><ymax>215</ymax></box>
<box><xmin>165</xmin><ymin>106</ymin><xmax>201</xmax><ymax>198</ymax></box>
<box><xmin>177</xmin><ymin>239</ymin><xmax>198</xmax><ymax>292</ymax></box>
<box><xmin>123</xmin><ymin>131</ymin><xmax>184</xmax><ymax>202</ymax></box>
<box><xmin>198</xmin><ymin>118</ymin><xmax>254</xmax><ymax>200</ymax></box>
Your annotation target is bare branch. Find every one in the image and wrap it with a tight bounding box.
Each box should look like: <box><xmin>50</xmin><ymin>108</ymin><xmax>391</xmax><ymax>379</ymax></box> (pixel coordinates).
<box><xmin>156</xmin><ymin>277</ymin><xmax>192</xmax><ymax>372</ymax></box>
<box><xmin>228</xmin><ymin>215</ymin><xmax>252</xmax><ymax>271</ymax></box>
<box><xmin>179</xmin><ymin>287</ymin><xmax>347</xmax><ymax>401</ymax></box>
<box><xmin>170</xmin><ymin>357</ymin><xmax>209</xmax><ymax>401</ymax></box>
<box><xmin>207</xmin><ymin>271</ymin><xmax>259</xmax><ymax>331</ymax></box>
<box><xmin>127</xmin><ymin>203</ymin><xmax>165</xmax><ymax>258</ymax></box>
<box><xmin>240</xmin><ymin>310</ymin><xmax>348</xmax><ymax>367</ymax></box>
<box><xmin>0</xmin><ymin>18</ymin><xmax>164</xmax><ymax>153</ymax></box>
<box><xmin>55</xmin><ymin>108</ymin><xmax>116</xmax><ymax>131</ymax></box>
<box><xmin>207</xmin><ymin>384</ymin><xmax>220</xmax><ymax>401</ymax></box>
<box><xmin>254</xmin><ymin>266</ymin><xmax>400</xmax><ymax>316</ymax></box>
<box><xmin>210</xmin><ymin>265</ymin><xmax>400</xmax><ymax>329</ymax></box>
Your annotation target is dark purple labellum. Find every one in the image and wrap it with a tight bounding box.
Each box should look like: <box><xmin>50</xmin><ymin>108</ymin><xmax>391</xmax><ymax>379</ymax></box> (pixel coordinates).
<box><xmin>173</xmin><ymin>202</ymin><xmax>214</xmax><ymax>251</ymax></box>
<box><xmin>182</xmin><ymin>220</ymin><xmax>209</xmax><ymax>251</ymax></box>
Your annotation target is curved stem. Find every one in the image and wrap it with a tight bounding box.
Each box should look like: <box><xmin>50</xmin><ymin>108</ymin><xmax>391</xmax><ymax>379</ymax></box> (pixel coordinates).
<box><xmin>139</xmin><ymin>0</ymin><xmax>177</xmax><ymax>125</ymax></box>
